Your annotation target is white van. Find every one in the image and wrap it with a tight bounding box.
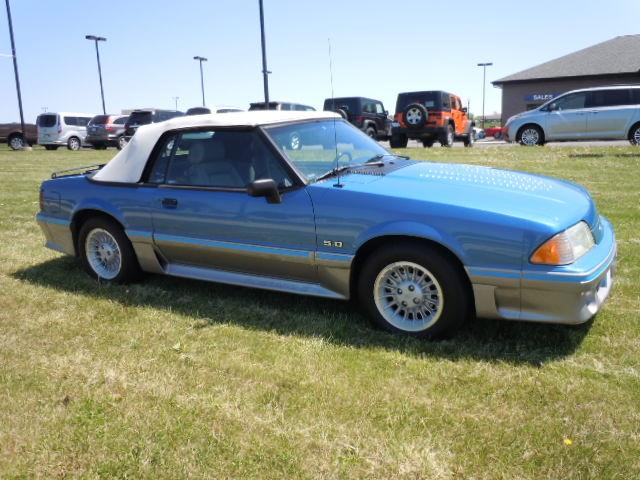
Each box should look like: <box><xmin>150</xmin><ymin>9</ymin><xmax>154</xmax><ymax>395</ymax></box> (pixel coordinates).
<box><xmin>37</xmin><ymin>112</ymin><xmax>96</xmax><ymax>150</ymax></box>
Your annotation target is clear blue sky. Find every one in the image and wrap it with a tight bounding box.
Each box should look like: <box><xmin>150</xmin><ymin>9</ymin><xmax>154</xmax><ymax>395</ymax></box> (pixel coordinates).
<box><xmin>1</xmin><ymin>0</ymin><xmax>639</xmax><ymax>122</ymax></box>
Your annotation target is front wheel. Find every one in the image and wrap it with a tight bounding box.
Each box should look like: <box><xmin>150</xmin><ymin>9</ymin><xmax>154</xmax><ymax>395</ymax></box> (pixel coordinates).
<box><xmin>463</xmin><ymin>128</ymin><xmax>475</xmax><ymax>147</ymax></box>
<box><xmin>8</xmin><ymin>134</ymin><xmax>24</xmax><ymax>150</ymax></box>
<box><xmin>422</xmin><ymin>138</ymin><xmax>434</xmax><ymax>148</ymax></box>
<box><xmin>517</xmin><ymin>125</ymin><xmax>544</xmax><ymax>146</ymax></box>
<box><xmin>629</xmin><ymin>123</ymin><xmax>640</xmax><ymax>146</ymax></box>
<box><xmin>357</xmin><ymin>243</ymin><xmax>470</xmax><ymax>338</ymax></box>
<box><xmin>78</xmin><ymin>217</ymin><xmax>141</xmax><ymax>283</ymax></box>
<box><xmin>365</xmin><ymin>127</ymin><xmax>376</xmax><ymax>139</ymax></box>
<box><xmin>67</xmin><ymin>136</ymin><xmax>81</xmax><ymax>151</ymax></box>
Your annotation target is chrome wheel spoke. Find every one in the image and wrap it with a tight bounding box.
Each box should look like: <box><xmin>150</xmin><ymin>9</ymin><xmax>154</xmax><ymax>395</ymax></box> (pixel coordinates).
<box><xmin>85</xmin><ymin>228</ymin><xmax>122</xmax><ymax>280</ymax></box>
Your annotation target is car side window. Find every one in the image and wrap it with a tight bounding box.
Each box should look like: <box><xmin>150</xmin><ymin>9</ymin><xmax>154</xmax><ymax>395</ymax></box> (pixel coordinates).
<box><xmin>588</xmin><ymin>89</ymin><xmax>632</xmax><ymax>108</ymax></box>
<box><xmin>147</xmin><ymin>133</ymin><xmax>178</xmax><ymax>184</ymax></box>
<box><xmin>114</xmin><ymin>117</ymin><xmax>127</xmax><ymax>125</ymax></box>
<box><xmin>158</xmin><ymin>130</ymin><xmax>293</xmax><ymax>189</ymax></box>
<box><xmin>77</xmin><ymin>117</ymin><xmax>91</xmax><ymax>127</ymax></box>
<box><xmin>553</xmin><ymin>93</ymin><xmax>586</xmax><ymax>111</ymax></box>
<box><xmin>442</xmin><ymin>95</ymin><xmax>451</xmax><ymax>109</ymax></box>
<box><xmin>64</xmin><ymin>116</ymin><xmax>77</xmax><ymax>126</ymax></box>
<box><xmin>375</xmin><ymin>103</ymin><xmax>384</xmax><ymax>114</ymax></box>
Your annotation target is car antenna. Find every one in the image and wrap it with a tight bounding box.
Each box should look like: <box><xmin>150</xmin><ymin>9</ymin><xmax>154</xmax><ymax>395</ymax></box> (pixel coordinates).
<box><xmin>328</xmin><ymin>38</ymin><xmax>342</xmax><ymax>188</ymax></box>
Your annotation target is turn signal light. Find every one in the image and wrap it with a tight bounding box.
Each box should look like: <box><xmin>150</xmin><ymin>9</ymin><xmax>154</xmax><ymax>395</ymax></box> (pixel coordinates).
<box><xmin>530</xmin><ymin>222</ymin><xmax>595</xmax><ymax>266</ymax></box>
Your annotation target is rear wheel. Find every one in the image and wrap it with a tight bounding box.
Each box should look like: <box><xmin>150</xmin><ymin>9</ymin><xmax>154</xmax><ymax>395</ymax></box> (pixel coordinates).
<box><xmin>357</xmin><ymin>243</ymin><xmax>470</xmax><ymax>338</ymax></box>
<box><xmin>8</xmin><ymin>134</ymin><xmax>24</xmax><ymax>150</ymax></box>
<box><xmin>365</xmin><ymin>126</ymin><xmax>376</xmax><ymax>139</ymax></box>
<box><xmin>440</xmin><ymin>124</ymin><xmax>454</xmax><ymax>147</ymax></box>
<box><xmin>389</xmin><ymin>133</ymin><xmax>408</xmax><ymax>149</ymax></box>
<box><xmin>78</xmin><ymin>217</ymin><xmax>141</xmax><ymax>283</ymax></box>
<box><xmin>629</xmin><ymin>123</ymin><xmax>640</xmax><ymax>145</ymax></box>
<box><xmin>44</xmin><ymin>145</ymin><xmax>58</xmax><ymax>151</ymax></box>
<box><xmin>67</xmin><ymin>136</ymin><xmax>81</xmax><ymax>151</ymax></box>
<box><xmin>117</xmin><ymin>136</ymin><xmax>128</xmax><ymax>150</ymax></box>
<box><xmin>517</xmin><ymin>125</ymin><xmax>544</xmax><ymax>146</ymax></box>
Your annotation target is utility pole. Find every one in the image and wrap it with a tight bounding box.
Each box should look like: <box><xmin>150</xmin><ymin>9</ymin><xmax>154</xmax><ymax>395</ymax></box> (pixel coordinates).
<box><xmin>193</xmin><ymin>56</ymin><xmax>207</xmax><ymax>106</ymax></box>
<box><xmin>477</xmin><ymin>62</ymin><xmax>493</xmax><ymax>129</ymax></box>
<box><xmin>172</xmin><ymin>96</ymin><xmax>179</xmax><ymax>111</ymax></box>
<box><xmin>86</xmin><ymin>35</ymin><xmax>107</xmax><ymax>114</ymax></box>
<box><xmin>4</xmin><ymin>0</ymin><xmax>27</xmax><ymax>147</ymax></box>
<box><xmin>258</xmin><ymin>0</ymin><xmax>271</xmax><ymax>106</ymax></box>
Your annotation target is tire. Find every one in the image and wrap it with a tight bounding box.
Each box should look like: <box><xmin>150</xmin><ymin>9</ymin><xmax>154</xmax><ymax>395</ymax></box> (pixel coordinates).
<box><xmin>67</xmin><ymin>136</ymin><xmax>81</xmax><ymax>151</ymax></box>
<box><xmin>365</xmin><ymin>126</ymin><xmax>376</xmax><ymax>139</ymax></box>
<box><xmin>389</xmin><ymin>133</ymin><xmax>408</xmax><ymax>148</ymax></box>
<box><xmin>494</xmin><ymin>132</ymin><xmax>502</xmax><ymax>140</ymax></box>
<box><xmin>422</xmin><ymin>138</ymin><xmax>434</xmax><ymax>148</ymax></box>
<box><xmin>403</xmin><ymin>103</ymin><xmax>428</xmax><ymax>129</ymax></box>
<box><xmin>357</xmin><ymin>242</ymin><xmax>470</xmax><ymax>338</ymax></box>
<box><xmin>517</xmin><ymin>124</ymin><xmax>544</xmax><ymax>146</ymax></box>
<box><xmin>117</xmin><ymin>136</ymin><xmax>128</xmax><ymax>150</ymax></box>
<box><xmin>463</xmin><ymin>128</ymin><xmax>475</xmax><ymax>147</ymax></box>
<box><xmin>628</xmin><ymin>123</ymin><xmax>640</xmax><ymax>146</ymax></box>
<box><xmin>44</xmin><ymin>145</ymin><xmax>58</xmax><ymax>151</ymax></box>
<box><xmin>8</xmin><ymin>134</ymin><xmax>24</xmax><ymax>150</ymax></box>
<box><xmin>78</xmin><ymin>217</ymin><xmax>141</xmax><ymax>284</ymax></box>
<box><xmin>439</xmin><ymin>124</ymin><xmax>454</xmax><ymax>147</ymax></box>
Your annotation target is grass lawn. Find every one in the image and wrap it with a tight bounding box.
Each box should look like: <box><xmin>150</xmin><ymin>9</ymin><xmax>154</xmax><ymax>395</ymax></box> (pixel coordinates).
<box><xmin>1</xmin><ymin>143</ymin><xmax>639</xmax><ymax>479</ymax></box>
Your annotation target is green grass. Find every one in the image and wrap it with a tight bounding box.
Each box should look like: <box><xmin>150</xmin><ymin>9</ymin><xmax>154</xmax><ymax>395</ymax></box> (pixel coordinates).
<box><xmin>1</xmin><ymin>144</ymin><xmax>639</xmax><ymax>479</ymax></box>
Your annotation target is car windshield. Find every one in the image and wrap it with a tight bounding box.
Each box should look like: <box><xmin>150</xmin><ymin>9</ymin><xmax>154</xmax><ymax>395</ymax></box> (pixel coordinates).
<box><xmin>263</xmin><ymin>119</ymin><xmax>389</xmax><ymax>183</ymax></box>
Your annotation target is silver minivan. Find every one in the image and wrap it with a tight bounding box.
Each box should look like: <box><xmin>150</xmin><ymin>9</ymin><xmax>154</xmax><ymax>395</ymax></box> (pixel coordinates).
<box><xmin>505</xmin><ymin>86</ymin><xmax>640</xmax><ymax>146</ymax></box>
<box><xmin>37</xmin><ymin>112</ymin><xmax>96</xmax><ymax>151</ymax></box>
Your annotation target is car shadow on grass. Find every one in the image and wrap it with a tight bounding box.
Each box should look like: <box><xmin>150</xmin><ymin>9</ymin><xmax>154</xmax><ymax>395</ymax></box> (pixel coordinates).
<box><xmin>13</xmin><ymin>257</ymin><xmax>593</xmax><ymax>367</ymax></box>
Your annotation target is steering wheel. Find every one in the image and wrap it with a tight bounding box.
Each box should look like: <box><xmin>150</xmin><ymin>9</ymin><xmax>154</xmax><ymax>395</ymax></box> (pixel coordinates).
<box><xmin>335</xmin><ymin>151</ymin><xmax>352</xmax><ymax>166</ymax></box>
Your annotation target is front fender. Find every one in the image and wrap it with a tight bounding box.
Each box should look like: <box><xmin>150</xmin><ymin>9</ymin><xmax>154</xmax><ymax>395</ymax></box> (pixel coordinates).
<box><xmin>354</xmin><ymin>220</ymin><xmax>467</xmax><ymax>264</ymax></box>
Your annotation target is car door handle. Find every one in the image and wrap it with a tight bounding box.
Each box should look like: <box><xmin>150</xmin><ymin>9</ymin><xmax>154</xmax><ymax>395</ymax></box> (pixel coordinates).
<box><xmin>161</xmin><ymin>198</ymin><xmax>178</xmax><ymax>208</ymax></box>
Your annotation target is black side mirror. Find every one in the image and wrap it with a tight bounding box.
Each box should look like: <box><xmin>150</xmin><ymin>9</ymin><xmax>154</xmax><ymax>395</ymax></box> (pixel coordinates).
<box><xmin>247</xmin><ymin>178</ymin><xmax>282</xmax><ymax>204</ymax></box>
<box><xmin>384</xmin><ymin>110</ymin><xmax>389</xmax><ymax>116</ymax></box>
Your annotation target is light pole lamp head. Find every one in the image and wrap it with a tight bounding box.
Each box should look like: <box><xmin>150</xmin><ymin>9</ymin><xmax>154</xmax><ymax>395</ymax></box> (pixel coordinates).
<box><xmin>85</xmin><ymin>35</ymin><xmax>107</xmax><ymax>42</ymax></box>
<box><xmin>477</xmin><ymin>62</ymin><xmax>493</xmax><ymax>67</ymax></box>
<box><xmin>193</xmin><ymin>56</ymin><xmax>207</xmax><ymax>62</ymax></box>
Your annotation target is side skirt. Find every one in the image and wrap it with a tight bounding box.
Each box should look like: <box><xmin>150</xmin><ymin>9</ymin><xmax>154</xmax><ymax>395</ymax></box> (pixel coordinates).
<box><xmin>165</xmin><ymin>263</ymin><xmax>348</xmax><ymax>300</ymax></box>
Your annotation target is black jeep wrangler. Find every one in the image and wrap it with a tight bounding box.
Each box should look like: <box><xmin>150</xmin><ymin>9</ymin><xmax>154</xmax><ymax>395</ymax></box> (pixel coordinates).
<box><xmin>323</xmin><ymin>97</ymin><xmax>392</xmax><ymax>141</ymax></box>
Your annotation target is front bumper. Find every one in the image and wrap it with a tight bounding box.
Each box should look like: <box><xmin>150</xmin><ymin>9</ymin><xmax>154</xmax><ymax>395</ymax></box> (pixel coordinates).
<box><xmin>469</xmin><ymin>216</ymin><xmax>616</xmax><ymax>324</ymax></box>
<box><xmin>36</xmin><ymin>213</ymin><xmax>75</xmax><ymax>256</ymax></box>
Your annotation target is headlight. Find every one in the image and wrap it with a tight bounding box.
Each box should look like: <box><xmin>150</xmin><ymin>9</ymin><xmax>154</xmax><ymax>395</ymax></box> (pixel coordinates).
<box><xmin>530</xmin><ymin>221</ymin><xmax>595</xmax><ymax>265</ymax></box>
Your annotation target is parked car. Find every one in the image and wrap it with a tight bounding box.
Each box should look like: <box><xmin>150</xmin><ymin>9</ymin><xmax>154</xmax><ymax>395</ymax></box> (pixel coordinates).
<box><xmin>323</xmin><ymin>96</ymin><xmax>392</xmax><ymax>140</ymax></box>
<box><xmin>186</xmin><ymin>106</ymin><xmax>244</xmax><ymax>115</ymax></box>
<box><xmin>36</xmin><ymin>112</ymin><xmax>96</xmax><ymax>151</ymax></box>
<box><xmin>505</xmin><ymin>85</ymin><xmax>640</xmax><ymax>146</ymax></box>
<box><xmin>36</xmin><ymin>111</ymin><xmax>616</xmax><ymax>338</ymax></box>
<box><xmin>473</xmin><ymin>127</ymin><xmax>486</xmax><ymax>140</ymax></box>
<box><xmin>249</xmin><ymin>101</ymin><xmax>315</xmax><ymax>111</ymax></box>
<box><xmin>123</xmin><ymin>109</ymin><xmax>183</xmax><ymax>140</ymax></box>
<box><xmin>484</xmin><ymin>126</ymin><xmax>503</xmax><ymax>139</ymax></box>
<box><xmin>390</xmin><ymin>91</ymin><xmax>474</xmax><ymax>148</ymax></box>
<box><xmin>0</xmin><ymin>122</ymin><xmax>37</xmax><ymax>150</ymax></box>
<box><xmin>86</xmin><ymin>115</ymin><xmax>129</xmax><ymax>150</ymax></box>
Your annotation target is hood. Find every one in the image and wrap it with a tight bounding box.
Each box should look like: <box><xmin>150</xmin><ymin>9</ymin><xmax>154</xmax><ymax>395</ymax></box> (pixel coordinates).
<box><xmin>337</xmin><ymin>162</ymin><xmax>597</xmax><ymax>233</ymax></box>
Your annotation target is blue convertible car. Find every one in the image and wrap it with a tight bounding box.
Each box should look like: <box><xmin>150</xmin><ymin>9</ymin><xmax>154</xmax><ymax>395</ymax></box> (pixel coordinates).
<box><xmin>36</xmin><ymin>111</ymin><xmax>616</xmax><ymax>337</ymax></box>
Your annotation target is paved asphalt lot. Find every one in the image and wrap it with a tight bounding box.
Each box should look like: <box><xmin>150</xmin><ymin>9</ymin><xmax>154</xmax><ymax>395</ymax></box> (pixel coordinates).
<box><xmin>381</xmin><ymin>139</ymin><xmax>632</xmax><ymax>149</ymax></box>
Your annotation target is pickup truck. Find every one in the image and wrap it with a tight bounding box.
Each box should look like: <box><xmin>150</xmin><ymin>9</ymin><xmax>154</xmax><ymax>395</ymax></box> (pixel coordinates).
<box><xmin>0</xmin><ymin>122</ymin><xmax>37</xmax><ymax>150</ymax></box>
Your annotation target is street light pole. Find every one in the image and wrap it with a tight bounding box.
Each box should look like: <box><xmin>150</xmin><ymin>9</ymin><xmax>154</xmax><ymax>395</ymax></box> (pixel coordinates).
<box><xmin>258</xmin><ymin>0</ymin><xmax>271</xmax><ymax>106</ymax></box>
<box><xmin>193</xmin><ymin>56</ymin><xmax>207</xmax><ymax>106</ymax></box>
<box><xmin>4</xmin><ymin>0</ymin><xmax>26</xmax><ymax>146</ymax></box>
<box><xmin>477</xmin><ymin>62</ymin><xmax>493</xmax><ymax>129</ymax></box>
<box><xmin>172</xmin><ymin>96</ymin><xmax>179</xmax><ymax>111</ymax></box>
<box><xmin>86</xmin><ymin>35</ymin><xmax>107</xmax><ymax>114</ymax></box>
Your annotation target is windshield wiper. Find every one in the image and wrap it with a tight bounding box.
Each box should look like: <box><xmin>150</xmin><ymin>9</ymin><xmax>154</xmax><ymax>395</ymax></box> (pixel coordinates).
<box><xmin>315</xmin><ymin>154</ymin><xmax>408</xmax><ymax>182</ymax></box>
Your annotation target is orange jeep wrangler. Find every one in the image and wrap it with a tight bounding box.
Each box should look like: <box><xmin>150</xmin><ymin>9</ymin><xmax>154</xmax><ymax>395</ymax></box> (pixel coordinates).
<box><xmin>390</xmin><ymin>91</ymin><xmax>474</xmax><ymax>148</ymax></box>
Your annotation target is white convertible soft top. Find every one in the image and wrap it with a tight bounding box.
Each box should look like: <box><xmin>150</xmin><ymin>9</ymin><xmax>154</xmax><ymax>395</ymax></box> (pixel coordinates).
<box><xmin>92</xmin><ymin>110</ymin><xmax>339</xmax><ymax>183</ymax></box>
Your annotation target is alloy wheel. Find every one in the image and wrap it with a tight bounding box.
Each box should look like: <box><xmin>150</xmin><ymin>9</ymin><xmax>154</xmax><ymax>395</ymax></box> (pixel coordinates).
<box><xmin>373</xmin><ymin>261</ymin><xmax>444</xmax><ymax>332</ymax></box>
<box><xmin>406</xmin><ymin>107</ymin><xmax>423</xmax><ymax>126</ymax></box>
<box><xmin>85</xmin><ymin>228</ymin><xmax>122</xmax><ymax>280</ymax></box>
<box><xmin>520</xmin><ymin>128</ymin><xmax>539</xmax><ymax>146</ymax></box>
